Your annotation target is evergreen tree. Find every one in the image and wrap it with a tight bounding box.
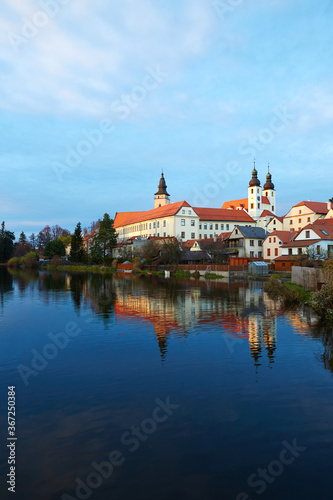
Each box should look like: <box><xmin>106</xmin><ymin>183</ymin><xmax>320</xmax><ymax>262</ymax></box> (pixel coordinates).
<box><xmin>29</xmin><ymin>233</ymin><xmax>37</xmax><ymax>250</ymax></box>
<box><xmin>0</xmin><ymin>221</ymin><xmax>15</xmax><ymax>262</ymax></box>
<box><xmin>14</xmin><ymin>231</ymin><xmax>32</xmax><ymax>257</ymax></box>
<box><xmin>70</xmin><ymin>222</ymin><xmax>84</xmax><ymax>262</ymax></box>
<box><xmin>89</xmin><ymin>239</ymin><xmax>103</xmax><ymax>264</ymax></box>
<box><xmin>44</xmin><ymin>239</ymin><xmax>66</xmax><ymax>259</ymax></box>
<box><xmin>92</xmin><ymin>214</ymin><xmax>117</xmax><ymax>259</ymax></box>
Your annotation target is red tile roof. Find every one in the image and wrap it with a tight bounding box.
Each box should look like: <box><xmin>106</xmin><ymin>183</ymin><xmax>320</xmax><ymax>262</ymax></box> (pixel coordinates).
<box><xmin>293</xmin><ymin>201</ymin><xmax>328</xmax><ymax>214</ymax></box>
<box><xmin>221</xmin><ymin>197</ymin><xmax>271</xmax><ymax>210</ymax></box>
<box><xmin>265</xmin><ymin>230</ymin><xmax>296</xmax><ymax>243</ymax></box>
<box><xmin>298</xmin><ymin>223</ymin><xmax>333</xmax><ymax>240</ymax></box>
<box><xmin>114</xmin><ymin>201</ymin><xmax>191</xmax><ymax>228</ymax></box>
<box><xmin>268</xmin><ymin>216</ymin><xmax>284</xmax><ymax>224</ymax></box>
<box><xmin>274</xmin><ymin>255</ymin><xmax>300</xmax><ymax>261</ymax></box>
<box><xmin>193</xmin><ymin>207</ymin><xmax>255</xmax><ymax>222</ymax></box>
<box><xmin>282</xmin><ymin>239</ymin><xmax>321</xmax><ymax>248</ymax></box>
<box><xmin>260</xmin><ymin>210</ymin><xmax>275</xmax><ymax>217</ymax></box>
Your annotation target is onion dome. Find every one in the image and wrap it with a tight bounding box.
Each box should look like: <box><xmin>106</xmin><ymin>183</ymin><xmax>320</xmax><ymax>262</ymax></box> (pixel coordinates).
<box><xmin>263</xmin><ymin>168</ymin><xmax>275</xmax><ymax>190</ymax></box>
<box><xmin>249</xmin><ymin>163</ymin><xmax>261</xmax><ymax>187</ymax></box>
<box><xmin>155</xmin><ymin>172</ymin><xmax>170</xmax><ymax>196</ymax></box>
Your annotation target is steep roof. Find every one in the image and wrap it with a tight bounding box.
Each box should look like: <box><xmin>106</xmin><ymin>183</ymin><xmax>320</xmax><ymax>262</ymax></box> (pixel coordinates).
<box><xmin>233</xmin><ymin>226</ymin><xmax>268</xmax><ymax>239</ymax></box>
<box><xmin>221</xmin><ymin>197</ymin><xmax>271</xmax><ymax>210</ymax></box>
<box><xmin>282</xmin><ymin>239</ymin><xmax>321</xmax><ymax>248</ymax></box>
<box><xmin>194</xmin><ymin>207</ymin><xmax>255</xmax><ymax>222</ymax></box>
<box><xmin>260</xmin><ymin>210</ymin><xmax>275</xmax><ymax>218</ymax></box>
<box><xmin>298</xmin><ymin>223</ymin><xmax>333</xmax><ymax>240</ymax></box>
<box><xmin>114</xmin><ymin>201</ymin><xmax>191</xmax><ymax>228</ymax></box>
<box><xmin>268</xmin><ymin>215</ymin><xmax>284</xmax><ymax>224</ymax></box>
<box><xmin>293</xmin><ymin>201</ymin><xmax>328</xmax><ymax>214</ymax></box>
<box><xmin>265</xmin><ymin>230</ymin><xmax>296</xmax><ymax>243</ymax></box>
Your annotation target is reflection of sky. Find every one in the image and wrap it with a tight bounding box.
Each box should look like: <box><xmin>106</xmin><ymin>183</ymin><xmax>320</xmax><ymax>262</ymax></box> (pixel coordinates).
<box><xmin>1</xmin><ymin>271</ymin><xmax>333</xmax><ymax>499</ymax></box>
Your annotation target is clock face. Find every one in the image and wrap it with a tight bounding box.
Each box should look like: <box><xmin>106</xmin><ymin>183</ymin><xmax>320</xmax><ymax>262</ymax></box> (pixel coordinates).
<box><xmin>257</xmin><ymin>196</ymin><xmax>260</xmax><ymax>201</ymax></box>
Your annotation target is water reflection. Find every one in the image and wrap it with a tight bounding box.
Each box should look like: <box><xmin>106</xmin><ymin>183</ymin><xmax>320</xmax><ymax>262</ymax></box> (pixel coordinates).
<box><xmin>4</xmin><ymin>269</ymin><xmax>332</xmax><ymax>374</ymax></box>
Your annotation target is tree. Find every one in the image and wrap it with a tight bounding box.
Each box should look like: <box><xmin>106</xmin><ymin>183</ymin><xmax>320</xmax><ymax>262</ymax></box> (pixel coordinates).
<box><xmin>59</xmin><ymin>234</ymin><xmax>72</xmax><ymax>247</ymax></box>
<box><xmin>51</xmin><ymin>225</ymin><xmax>70</xmax><ymax>240</ymax></box>
<box><xmin>0</xmin><ymin>221</ymin><xmax>15</xmax><ymax>262</ymax></box>
<box><xmin>92</xmin><ymin>214</ymin><xmax>117</xmax><ymax>259</ymax></box>
<box><xmin>37</xmin><ymin>226</ymin><xmax>52</xmax><ymax>250</ymax></box>
<box><xmin>29</xmin><ymin>233</ymin><xmax>37</xmax><ymax>250</ymax></box>
<box><xmin>159</xmin><ymin>238</ymin><xmax>182</xmax><ymax>265</ymax></box>
<box><xmin>44</xmin><ymin>239</ymin><xmax>66</xmax><ymax>259</ymax></box>
<box><xmin>14</xmin><ymin>232</ymin><xmax>32</xmax><ymax>257</ymax></box>
<box><xmin>89</xmin><ymin>239</ymin><xmax>103</xmax><ymax>264</ymax></box>
<box><xmin>70</xmin><ymin>223</ymin><xmax>84</xmax><ymax>262</ymax></box>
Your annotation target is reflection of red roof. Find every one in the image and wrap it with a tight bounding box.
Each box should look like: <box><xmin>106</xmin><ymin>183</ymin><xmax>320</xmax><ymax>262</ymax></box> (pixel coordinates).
<box><xmin>194</xmin><ymin>207</ymin><xmax>255</xmax><ymax>222</ymax></box>
<box><xmin>114</xmin><ymin>201</ymin><xmax>191</xmax><ymax>228</ymax></box>
<box><xmin>293</xmin><ymin>201</ymin><xmax>328</xmax><ymax>214</ymax></box>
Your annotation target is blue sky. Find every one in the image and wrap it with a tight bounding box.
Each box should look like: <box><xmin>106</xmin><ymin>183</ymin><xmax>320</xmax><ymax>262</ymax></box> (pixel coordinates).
<box><xmin>1</xmin><ymin>0</ymin><xmax>333</xmax><ymax>237</ymax></box>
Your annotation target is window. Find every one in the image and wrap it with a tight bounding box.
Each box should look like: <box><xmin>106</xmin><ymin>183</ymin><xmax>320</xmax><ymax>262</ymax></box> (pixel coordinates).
<box><xmin>258</xmin><ymin>252</ymin><xmax>262</xmax><ymax>258</ymax></box>
<box><xmin>149</xmin><ymin>223</ymin><xmax>151</xmax><ymax>229</ymax></box>
<box><xmin>182</xmin><ymin>210</ymin><xmax>185</xmax><ymax>214</ymax></box>
<box><xmin>251</xmin><ymin>203</ymin><xmax>254</xmax><ymax>209</ymax></box>
<box><xmin>298</xmin><ymin>248</ymin><xmax>302</xmax><ymax>255</ymax></box>
<box><xmin>272</xmin><ymin>206</ymin><xmax>275</xmax><ymax>211</ymax></box>
<box><xmin>157</xmin><ymin>233</ymin><xmax>159</xmax><ymax>237</ymax></box>
<box><xmin>191</xmin><ymin>233</ymin><xmax>195</xmax><ymax>239</ymax></box>
<box><xmin>306</xmin><ymin>230</ymin><xmax>310</xmax><ymax>238</ymax></box>
<box><xmin>226</xmin><ymin>224</ymin><xmax>229</xmax><ymax>230</ymax></box>
<box><xmin>288</xmin><ymin>248</ymin><xmax>292</xmax><ymax>255</ymax></box>
<box><xmin>273</xmin><ymin>237</ymin><xmax>276</xmax><ymax>243</ymax></box>
<box><xmin>275</xmin><ymin>248</ymin><xmax>278</xmax><ymax>256</ymax></box>
<box><xmin>290</xmin><ymin>220</ymin><xmax>293</xmax><ymax>225</ymax></box>
<box><xmin>251</xmin><ymin>188</ymin><xmax>254</xmax><ymax>194</ymax></box>
<box><xmin>267</xmin><ymin>249</ymin><xmax>271</xmax><ymax>256</ymax></box>
<box><xmin>215</xmin><ymin>224</ymin><xmax>218</xmax><ymax>230</ymax></box>
<box><xmin>317</xmin><ymin>245</ymin><xmax>321</xmax><ymax>255</ymax></box>
<box><xmin>257</xmin><ymin>189</ymin><xmax>260</xmax><ymax>193</ymax></box>
<box><xmin>163</xmin><ymin>232</ymin><xmax>166</xmax><ymax>237</ymax></box>
<box><xmin>291</xmin><ymin>228</ymin><xmax>294</xmax><ymax>231</ymax></box>
<box><xmin>328</xmin><ymin>245</ymin><xmax>333</xmax><ymax>256</ymax></box>
<box><xmin>210</xmin><ymin>234</ymin><xmax>213</xmax><ymax>238</ymax></box>
<box><xmin>163</xmin><ymin>220</ymin><xmax>166</xmax><ymax>227</ymax></box>
<box><xmin>266</xmin><ymin>192</ymin><xmax>268</xmax><ymax>196</ymax></box>
<box><xmin>210</xmin><ymin>224</ymin><xmax>213</xmax><ymax>230</ymax></box>
<box><xmin>250</xmin><ymin>251</ymin><xmax>254</xmax><ymax>257</ymax></box>
<box><xmin>153</xmin><ymin>222</ymin><xmax>156</xmax><ymax>228</ymax></box>
<box><xmin>272</xmin><ymin>192</ymin><xmax>274</xmax><ymax>197</ymax></box>
<box><xmin>204</xmin><ymin>234</ymin><xmax>207</xmax><ymax>239</ymax></box>
<box><xmin>307</xmin><ymin>217</ymin><xmax>311</xmax><ymax>222</ymax></box>
<box><xmin>157</xmin><ymin>221</ymin><xmax>159</xmax><ymax>228</ymax></box>
<box><xmin>299</xmin><ymin>210</ymin><xmax>302</xmax><ymax>214</ymax></box>
<box><xmin>188</xmin><ymin>210</ymin><xmax>191</xmax><ymax>215</ymax></box>
<box><xmin>282</xmin><ymin>262</ymin><xmax>285</xmax><ymax>267</ymax></box>
<box><xmin>269</xmin><ymin>237</ymin><xmax>271</xmax><ymax>243</ymax></box>
<box><xmin>221</xmin><ymin>224</ymin><xmax>224</xmax><ymax>230</ymax></box>
<box><xmin>204</xmin><ymin>224</ymin><xmax>207</xmax><ymax>230</ymax></box>
<box><xmin>235</xmin><ymin>229</ymin><xmax>238</xmax><ymax>235</ymax></box>
<box><xmin>181</xmin><ymin>232</ymin><xmax>185</xmax><ymax>239</ymax></box>
<box><xmin>298</xmin><ymin>218</ymin><xmax>301</xmax><ymax>223</ymax></box>
<box><xmin>258</xmin><ymin>240</ymin><xmax>263</xmax><ymax>246</ymax></box>
<box><xmin>258</xmin><ymin>203</ymin><xmax>260</xmax><ymax>209</ymax></box>
<box><xmin>199</xmin><ymin>224</ymin><xmax>202</xmax><ymax>229</ymax></box>
<box><xmin>199</xmin><ymin>234</ymin><xmax>202</xmax><ymax>239</ymax></box>
<box><xmin>181</xmin><ymin>219</ymin><xmax>185</xmax><ymax>226</ymax></box>
<box><xmin>250</xmin><ymin>240</ymin><xmax>254</xmax><ymax>246</ymax></box>
<box><xmin>273</xmin><ymin>220</ymin><xmax>276</xmax><ymax>225</ymax></box>
<box><xmin>191</xmin><ymin>220</ymin><xmax>195</xmax><ymax>226</ymax></box>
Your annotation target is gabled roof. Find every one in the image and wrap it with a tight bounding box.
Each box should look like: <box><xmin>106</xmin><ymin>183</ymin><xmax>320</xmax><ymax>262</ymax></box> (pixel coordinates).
<box><xmin>297</xmin><ymin>223</ymin><xmax>333</xmax><ymax>240</ymax></box>
<box><xmin>232</xmin><ymin>226</ymin><xmax>268</xmax><ymax>239</ymax></box>
<box><xmin>221</xmin><ymin>197</ymin><xmax>271</xmax><ymax>210</ymax></box>
<box><xmin>282</xmin><ymin>239</ymin><xmax>321</xmax><ymax>248</ymax></box>
<box><xmin>218</xmin><ymin>232</ymin><xmax>232</xmax><ymax>240</ymax></box>
<box><xmin>183</xmin><ymin>239</ymin><xmax>197</xmax><ymax>249</ymax></box>
<box><xmin>260</xmin><ymin>210</ymin><xmax>275</xmax><ymax>218</ymax></box>
<box><xmin>114</xmin><ymin>201</ymin><xmax>191</xmax><ymax>228</ymax></box>
<box><xmin>265</xmin><ymin>230</ymin><xmax>296</xmax><ymax>243</ymax></box>
<box><xmin>268</xmin><ymin>215</ymin><xmax>284</xmax><ymax>224</ymax></box>
<box><xmin>194</xmin><ymin>207</ymin><xmax>255</xmax><ymax>222</ymax></box>
<box><xmin>293</xmin><ymin>201</ymin><xmax>328</xmax><ymax>214</ymax></box>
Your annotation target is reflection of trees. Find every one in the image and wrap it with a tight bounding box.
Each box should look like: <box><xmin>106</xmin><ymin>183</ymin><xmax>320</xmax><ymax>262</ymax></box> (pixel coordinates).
<box><xmin>310</xmin><ymin>324</ymin><xmax>333</xmax><ymax>374</ymax></box>
<box><xmin>0</xmin><ymin>266</ymin><xmax>14</xmax><ymax>309</ymax></box>
<box><xmin>7</xmin><ymin>268</ymin><xmax>38</xmax><ymax>293</ymax></box>
<box><xmin>86</xmin><ymin>274</ymin><xmax>116</xmax><ymax>326</ymax></box>
<box><xmin>70</xmin><ymin>273</ymin><xmax>88</xmax><ymax>312</ymax></box>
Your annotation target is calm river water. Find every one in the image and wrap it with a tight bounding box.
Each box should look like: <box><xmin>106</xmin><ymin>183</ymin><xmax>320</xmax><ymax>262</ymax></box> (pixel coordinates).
<box><xmin>1</xmin><ymin>268</ymin><xmax>333</xmax><ymax>500</ymax></box>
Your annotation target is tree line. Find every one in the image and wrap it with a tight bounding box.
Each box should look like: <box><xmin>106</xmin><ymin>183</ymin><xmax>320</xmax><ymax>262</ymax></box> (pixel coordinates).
<box><xmin>1</xmin><ymin>214</ymin><xmax>117</xmax><ymax>265</ymax></box>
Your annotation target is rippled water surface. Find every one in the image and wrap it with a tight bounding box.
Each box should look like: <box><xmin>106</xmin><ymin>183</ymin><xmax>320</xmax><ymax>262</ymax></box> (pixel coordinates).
<box><xmin>1</xmin><ymin>268</ymin><xmax>333</xmax><ymax>500</ymax></box>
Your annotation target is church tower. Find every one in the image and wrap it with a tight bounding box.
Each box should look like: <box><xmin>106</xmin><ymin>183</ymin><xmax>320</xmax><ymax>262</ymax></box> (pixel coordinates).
<box><xmin>154</xmin><ymin>172</ymin><xmax>170</xmax><ymax>208</ymax></box>
<box><xmin>263</xmin><ymin>166</ymin><xmax>276</xmax><ymax>214</ymax></box>
<box><xmin>248</xmin><ymin>162</ymin><xmax>262</xmax><ymax>220</ymax></box>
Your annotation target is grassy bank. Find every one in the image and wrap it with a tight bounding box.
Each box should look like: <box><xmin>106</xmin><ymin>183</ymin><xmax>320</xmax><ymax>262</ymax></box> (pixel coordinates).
<box><xmin>264</xmin><ymin>276</ymin><xmax>312</xmax><ymax>307</ymax></box>
<box><xmin>45</xmin><ymin>264</ymin><xmax>116</xmax><ymax>274</ymax></box>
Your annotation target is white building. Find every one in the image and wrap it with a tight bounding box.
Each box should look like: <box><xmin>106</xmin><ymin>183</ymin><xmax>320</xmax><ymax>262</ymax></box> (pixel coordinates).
<box><xmin>228</xmin><ymin>226</ymin><xmax>268</xmax><ymax>258</ymax></box>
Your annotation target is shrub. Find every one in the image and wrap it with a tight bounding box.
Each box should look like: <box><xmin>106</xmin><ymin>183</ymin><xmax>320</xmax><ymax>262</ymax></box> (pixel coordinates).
<box><xmin>7</xmin><ymin>257</ymin><xmax>20</xmax><ymax>267</ymax></box>
<box><xmin>51</xmin><ymin>255</ymin><xmax>62</xmax><ymax>267</ymax></box>
<box><xmin>20</xmin><ymin>251</ymin><xmax>39</xmax><ymax>268</ymax></box>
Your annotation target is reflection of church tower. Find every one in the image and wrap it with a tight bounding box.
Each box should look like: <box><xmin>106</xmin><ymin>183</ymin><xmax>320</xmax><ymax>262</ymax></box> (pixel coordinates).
<box><xmin>154</xmin><ymin>172</ymin><xmax>170</xmax><ymax>209</ymax></box>
<box><xmin>248</xmin><ymin>162</ymin><xmax>262</xmax><ymax>220</ymax></box>
<box><xmin>154</xmin><ymin>324</ymin><xmax>168</xmax><ymax>363</ymax></box>
<box><xmin>263</xmin><ymin>166</ymin><xmax>276</xmax><ymax>214</ymax></box>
